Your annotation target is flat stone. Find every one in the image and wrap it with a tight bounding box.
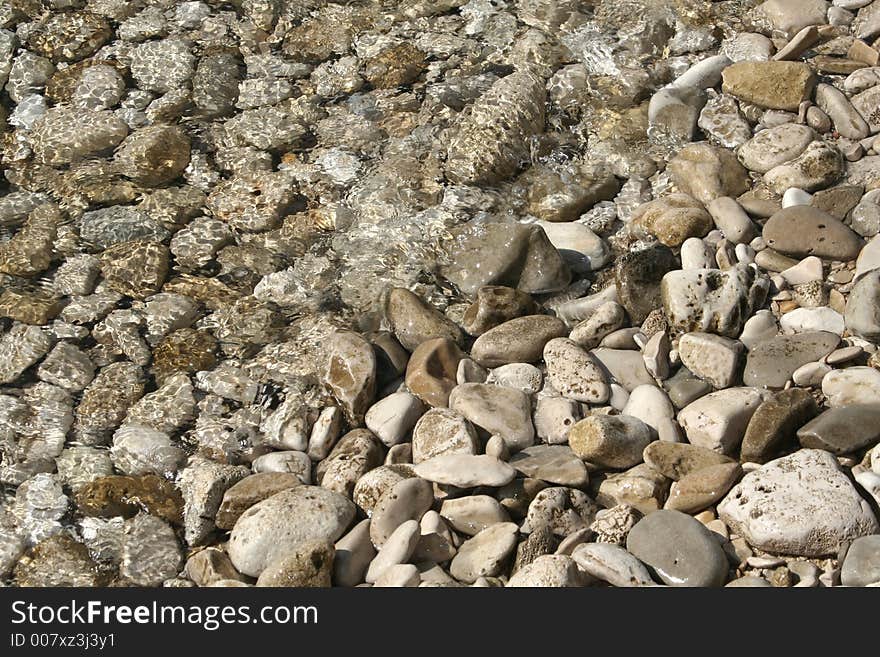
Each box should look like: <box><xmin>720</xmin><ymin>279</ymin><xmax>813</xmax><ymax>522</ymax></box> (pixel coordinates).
<box><xmin>449</xmin><ymin>522</ymin><xmax>518</xmax><ymax>583</ymax></box>
<box><xmin>441</xmin><ymin>495</ymin><xmax>510</xmax><ymax>536</ymax></box>
<box><xmin>841</xmin><ymin>535</ymin><xmax>880</xmax><ymax>586</ymax></box>
<box><xmin>569</xmin><ymin>414</ymin><xmax>654</xmax><ymax>469</ymax></box>
<box><xmin>822</xmin><ymin>366</ymin><xmax>880</xmax><ymax>406</ymax></box>
<box><xmin>256</xmin><ymin>540</ymin><xmax>334</xmax><ymax>587</ymax></box>
<box><xmin>797</xmin><ymin>405</ymin><xmax>880</xmax><ymax>454</ymax></box>
<box><xmin>721</xmin><ymin>60</ymin><xmax>816</xmax><ymax>111</ymax></box>
<box><xmin>506</xmin><ymin>554</ymin><xmax>582</xmax><ymax>587</ymax></box>
<box><xmin>667</xmin><ymin>142</ymin><xmax>751</xmax><ymax>205</ymax></box>
<box><xmin>508</xmin><ymin>445</ymin><xmax>589</xmax><ymax>487</ymax></box>
<box><xmin>643</xmin><ymin>441</ymin><xmax>735</xmax><ymax>480</ymax></box>
<box><xmin>718</xmin><ymin>449</ymin><xmax>879</xmax><ymax>557</ymax></box>
<box><xmin>365</xmin><ymin>392</ymin><xmax>425</xmax><ymax>447</ymax></box>
<box><xmin>626</xmin><ymin>509</ymin><xmax>729</xmax><ymax>587</ymax></box>
<box><xmin>543</xmin><ymin>338</ymin><xmax>610</xmax><ymax>403</ymax></box>
<box><xmin>678</xmin><ymin>387</ymin><xmax>766</xmax><ymax>454</ymax></box>
<box><xmin>449</xmin><ymin>383</ymin><xmax>534</xmax><ymax>451</ymax></box>
<box><xmin>615</xmin><ymin>244</ymin><xmax>679</xmax><ymax>323</ymax></box>
<box><xmin>470</xmin><ymin>315</ymin><xmax>567</xmax><ymax>367</ymax></box>
<box><xmin>411</xmin><ymin>408</ymin><xmax>479</xmax><ymax>464</ymax></box>
<box><xmin>385</xmin><ymin>287</ymin><xmax>463</xmax><ymax>351</ymax></box>
<box><xmin>323</xmin><ymin>330</ymin><xmax>376</xmax><ymax>424</ymax></box>
<box><xmin>413</xmin><ymin>454</ymin><xmax>516</xmax><ymax>488</ymax></box>
<box><xmin>215</xmin><ymin>473</ymin><xmax>302</xmax><ymax>530</ymax></box>
<box><xmin>461</xmin><ymin>286</ymin><xmax>536</xmax><ymax>337</ymax></box>
<box><xmin>443</xmin><ymin>223</ymin><xmax>571</xmax><ymax>296</ymax></box>
<box><xmin>741</xmin><ymin>388</ymin><xmax>819</xmax><ymax>463</ymax></box>
<box><xmin>678</xmin><ymin>332</ymin><xmax>744</xmax><ymax>389</ymax></box>
<box><xmin>405</xmin><ymin>338</ymin><xmax>464</xmax><ymax>407</ymax></box>
<box><xmin>763</xmin><ymin>206</ymin><xmax>863</xmax><ymax>260</ymax></box>
<box><xmin>228</xmin><ymin>486</ymin><xmax>356</xmax><ymax>577</ymax></box>
<box><xmin>571</xmin><ymin>542</ymin><xmax>655</xmax><ymax>587</ymax></box>
<box><xmin>589</xmin><ymin>348</ymin><xmax>656</xmax><ymax>391</ymax></box>
<box><xmin>737</xmin><ymin>123</ymin><xmax>816</xmax><ymax>173</ymax></box>
<box><xmin>743</xmin><ymin>331</ymin><xmax>840</xmax><ymax>388</ymax></box>
<box><xmin>665</xmin><ymin>462</ymin><xmax>743</xmax><ymax>514</ymax></box>
<box><xmin>845</xmin><ymin>270</ymin><xmax>880</xmax><ymax>340</ymax></box>
<box><xmin>370</xmin><ymin>477</ymin><xmax>434</xmax><ymax>547</ymax></box>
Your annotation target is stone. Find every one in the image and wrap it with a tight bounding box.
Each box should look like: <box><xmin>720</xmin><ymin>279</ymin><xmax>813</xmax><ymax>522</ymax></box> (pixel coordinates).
<box><xmin>741</xmin><ymin>389</ymin><xmax>819</xmax><ymax>463</ymax></box>
<box><xmin>569</xmin><ymin>302</ymin><xmax>627</xmax><ymax>349</ymax></box>
<box><xmin>678</xmin><ymin>387</ymin><xmax>765</xmax><ymax>454</ymax></box>
<box><xmin>461</xmin><ymin>286</ymin><xmax>536</xmax><ymax>336</ymax></box>
<box><xmin>665</xmin><ymin>462</ymin><xmax>743</xmax><ymax>514</ymax></box>
<box><xmin>743</xmin><ymin>331</ymin><xmax>840</xmax><ymax>388</ymax></box>
<box><xmin>571</xmin><ymin>542</ymin><xmax>654</xmax><ymax>587</ymax></box>
<box><xmin>506</xmin><ymin>554</ymin><xmax>582</xmax><ymax>587</ymax></box>
<box><xmin>667</xmin><ymin>142</ymin><xmax>750</xmax><ymax>205</ymax></box>
<box><xmin>589</xmin><ymin>348</ymin><xmax>655</xmax><ymax>391</ymax></box>
<box><xmin>763</xmin><ymin>141</ymin><xmax>844</xmax><ymax>194</ymax></box>
<box><xmin>626</xmin><ymin>510</ymin><xmax>729</xmax><ymax>587</ymax></box>
<box><xmin>110</xmin><ymin>424</ymin><xmax>184</xmax><ymax>477</ymax></box>
<box><xmin>411</xmin><ymin>408</ymin><xmax>479</xmax><ymax>464</ymax></box>
<box><xmin>816</xmin><ymin>82</ymin><xmax>870</xmax><ymax>140</ymax></box>
<box><xmin>31</xmin><ymin>106</ymin><xmax>128</xmax><ymax>165</ymax></box>
<box><xmin>334</xmin><ymin>519</ymin><xmax>375</xmax><ymax>587</ymax></box>
<box><xmin>721</xmin><ymin>60</ymin><xmax>816</xmax><ymax>111</ymax></box>
<box><xmin>797</xmin><ymin>405</ymin><xmax>880</xmax><ymax>454</ymax></box>
<box><xmin>352</xmin><ymin>466</ymin><xmax>414</xmax><ymax>515</ymax></box>
<box><xmin>365</xmin><ymin>520</ymin><xmax>420</xmax><ymax>583</ymax></box>
<box><xmin>596</xmin><ymin>464</ymin><xmax>669</xmax><ymax>514</ymax></box>
<box><xmin>632</xmin><ymin>194</ymin><xmax>713</xmax><ymax>247</ymax></box>
<box><xmin>780</xmin><ymin>307</ymin><xmax>845</xmax><ymax>335</ymax></box>
<box><xmin>75</xmin><ymin>474</ymin><xmax>183</xmax><ymax>525</ymax></box>
<box><xmin>543</xmin><ymin>338</ymin><xmax>610</xmax><ymax>403</ymax></box>
<box><xmin>661</xmin><ymin>265</ymin><xmax>769</xmax><ymax>338</ymax></box>
<box><xmin>536</xmin><ymin>221</ymin><xmax>609</xmax><ymax>272</ymax></box>
<box><xmin>316</xmin><ymin>429</ymin><xmax>384</xmax><ymax>497</ymax></box>
<box><xmin>706</xmin><ymin>197</ymin><xmax>758</xmax><ymax>244</ymax></box>
<box><xmin>486</xmin><ymin>363</ymin><xmax>542</xmax><ymax>394</ymax></box>
<box><xmin>737</xmin><ymin>123</ymin><xmax>816</xmax><ymax>173</ymax></box>
<box><xmin>471</xmin><ymin>315</ymin><xmax>567</xmax><ymax>367</ymax></box>
<box><xmin>758</xmin><ymin>0</ymin><xmax>829</xmax><ymax>36</ymax></box>
<box><xmin>763</xmin><ymin>206</ymin><xmax>863</xmax><ymax>260</ymax></box>
<box><xmin>13</xmin><ymin>535</ymin><xmax>102</xmax><ymax>587</ymax></box>
<box><xmin>569</xmin><ymin>415</ymin><xmax>654</xmax><ymax>469</ymax></box>
<box><xmin>508</xmin><ymin>446</ymin><xmax>589</xmax><ymax>487</ymax></box>
<box><xmin>449</xmin><ymin>383</ymin><xmax>534</xmax><ymax>451</ymax></box>
<box><xmin>227</xmin><ymin>486</ymin><xmax>356</xmax><ymax>577</ymax></box>
<box><xmin>443</xmin><ymin>223</ymin><xmax>570</xmax><ymax>296</ymax></box>
<box><xmin>121</xmin><ymin>514</ymin><xmax>182</xmax><ymax>587</ymax></box>
<box><xmin>822</xmin><ymin>367</ymin><xmax>880</xmax><ymax>406</ymax></box>
<box><xmin>374</xmin><ymin>564</ymin><xmax>420</xmax><ymax>587</ymax></box>
<box><xmin>215</xmin><ymin>473</ymin><xmax>301</xmax><ymax>530</ymax></box>
<box><xmin>846</xmin><ymin>270</ymin><xmax>880</xmax><ymax>340</ymax></box>
<box><xmin>698</xmin><ymin>93</ymin><xmax>752</xmax><ymax>148</ymax></box>
<box><xmin>101</xmin><ymin>241</ymin><xmax>169</xmax><ymax>299</ymax></box>
<box><xmin>365</xmin><ymin>392</ymin><xmax>425</xmax><ymax>447</ymax></box>
<box><xmin>677</xmin><ymin>332</ymin><xmax>744</xmax><ymax>389</ymax></box>
<box><xmin>323</xmin><ymin>330</ymin><xmax>376</xmax><ymax>424</ymax></box>
<box><xmin>413</xmin><ymin>454</ymin><xmax>516</xmax><ymax>488</ymax></box>
<box><xmin>114</xmin><ymin>125</ymin><xmax>191</xmax><ymax>186</ymax></box>
<box><xmin>186</xmin><ymin>548</ymin><xmax>245</xmax><ymax>587</ymax></box>
<box><xmin>256</xmin><ymin>540</ymin><xmax>334</xmax><ymax>587</ymax></box>
<box><xmin>643</xmin><ymin>442</ymin><xmax>735</xmax><ymax>480</ymax></box>
<box><xmin>449</xmin><ymin>522</ymin><xmax>518</xmax><ymax>583</ymax></box>
<box><xmin>526</xmin><ymin>164</ymin><xmax>619</xmax><ymax>223</ymax></box>
<box><xmin>533</xmin><ymin>397</ymin><xmax>581</xmax><ymax>445</ymax></box>
<box><xmin>405</xmin><ymin>338</ymin><xmax>464</xmax><ymax>408</ymax></box>
<box><xmin>718</xmin><ymin>449</ymin><xmax>879</xmax><ymax>557</ymax></box>
<box><xmin>441</xmin><ymin>495</ymin><xmax>510</xmax><ymax>535</ymax></box>
<box><xmin>841</xmin><ymin>535</ymin><xmax>880</xmax><ymax>586</ymax></box>
<box><xmin>522</xmin><ymin>487</ymin><xmax>598</xmax><ymax>536</ymax></box>
<box><xmin>615</xmin><ymin>244</ymin><xmax>679</xmax><ymax>324</ymax></box>
<box><xmin>370</xmin><ymin>477</ymin><xmax>434</xmax><ymax>546</ymax></box>
<box><xmin>385</xmin><ymin>288</ymin><xmax>463</xmax><ymax>351</ymax></box>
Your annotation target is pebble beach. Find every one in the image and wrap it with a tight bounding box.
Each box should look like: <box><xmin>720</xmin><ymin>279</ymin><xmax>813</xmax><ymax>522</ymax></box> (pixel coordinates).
<box><xmin>1</xmin><ymin>0</ymin><xmax>880</xmax><ymax>588</ymax></box>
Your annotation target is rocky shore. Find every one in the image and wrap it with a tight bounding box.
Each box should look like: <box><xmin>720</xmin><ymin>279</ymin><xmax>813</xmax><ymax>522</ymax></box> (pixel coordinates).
<box><xmin>1</xmin><ymin>0</ymin><xmax>880</xmax><ymax>588</ymax></box>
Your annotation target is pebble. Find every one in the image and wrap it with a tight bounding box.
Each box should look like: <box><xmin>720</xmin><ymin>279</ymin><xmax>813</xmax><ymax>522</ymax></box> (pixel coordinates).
<box><xmin>365</xmin><ymin>519</ymin><xmax>420</xmax><ymax>583</ymax></box>
<box><xmin>706</xmin><ymin>196</ymin><xmax>758</xmax><ymax>244</ymax></box>
<box><xmin>365</xmin><ymin>392</ymin><xmax>425</xmax><ymax>447</ymax></box>
<box><xmin>449</xmin><ymin>522</ymin><xmax>519</xmax><ymax>583</ymax></box>
<box><xmin>741</xmin><ymin>388</ymin><xmax>819</xmax><ymax>463</ymax></box>
<box><xmin>323</xmin><ymin>330</ymin><xmax>376</xmax><ymax>424</ymax></box>
<box><xmin>411</xmin><ymin>408</ymin><xmax>479</xmax><ymax>464</ymax></box>
<box><xmin>677</xmin><ymin>332</ymin><xmax>744</xmax><ymax>388</ymax></box>
<box><xmin>405</xmin><ymin>338</ymin><xmax>464</xmax><ymax>408</ymax></box>
<box><xmin>721</xmin><ymin>60</ymin><xmax>816</xmax><ymax>111</ymax></box>
<box><xmin>626</xmin><ymin>510</ymin><xmax>729</xmax><ymax>587</ymax></box>
<box><xmin>370</xmin><ymin>477</ymin><xmax>434</xmax><ymax>547</ymax></box>
<box><xmin>571</xmin><ymin>542</ymin><xmax>654</xmax><ymax>587</ymax></box>
<box><xmin>543</xmin><ymin>338</ymin><xmax>610</xmax><ymax>403</ymax></box>
<box><xmin>631</xmin><ymin>194</ymin><xmax>713</xmax><ymax>247</ymax></box>
<box><xmin>317</xmin><ymin>430</ymin><xmax>384</xmax><ymax>497</ymax></box>
<box><xmin>845</xmin><ymin>270</ymin><xmax>880</xmax><ymax>340</ymax></box>
<box><xmin>508</xmin><ymin>445</ymin><xmax>589</xmax><ymax>487</ymax></box>
<box><xmin>506</xmin><ymin>554</ymin><xmax>582</xmax><ymax>587</ymax></box>
<box><xmin>719</xmin><ymin>449</ymin><xmax>879</xmax><ymax>556</ymax></box>
<box><xmin>678</xmin><ymin>387</ymin><xmax>765</xmax><ymax>454</ymax></box>
<box><xmin>569</xmin><ymin>302</ymin><xmax>627</xmax><ymax>349</ymax></box>
<box><xmin>449</xmin><ymin>383</ymin><xmax>534</xmax><ymax>451</ymax></box>
<box><xmin>215</xmin><ymin>473</ymin><xmax>301</xmax><ymax>531</ymax></box>
<box><xmin>665</xmin><ymin>462</ymin><xmax>743</xmax><ymax>514</ymax></box>
<box><xmin>334</xmin><ymin>519</ymin><xmax>375</xmax><ymax>587</ymax></box>
<box><xmin>643</xmin><ymin>441</ymin><xmax>735</xmax><ymax>480</ymax></box>
<box><xmin>257</xmin><ymin>540</ymin><xmax>335</xmax><ymax>587</ymax></box>
<box><xmin>470</xmin><ymin>315</ymin><xmax>567</xmax><ymax>367</ymax></box>
<box><xmin>461</xmin><ymin>286</ymin><xmax>536</xmax><ymax>337</ymax></box>
<box><xmin>441</xmin><ymin>496</ymin><xmax>510</xmax><ymax>536</ymax></box>
<box><xmin>840</xmin><ymin>535</ymin><xmax>880</xmax><ymax>586</ymax></box>
<box><xmin>821</xmin><ymin>367</ymin><xmax>880</xmax><ymax>406</ymax></box>
<box><xmin>385</xmin><ymin>287</ymin><xmax>463</xmax><ymax>352</ymax></box>
<box><xmin>667</xmin><ymin>142</ymin><xmax>750</xmax><ymax>205</ymax></box>
<box><xmin>533</xmin><ymin>397</ymin><xmax>581</xmax><ymax>445</ymax></box>
<box><xmin>568</xmin><ymin>414</ymin><xmax>654</xmax><ymax>469</ymax></box>
<box><xmin>522</xmin><ymin>487</ymin><xmax>597</xmax><ymax>536</ymax></box>
<box><xmin>797</xmin><ymin>404</ymin><xmax>880</xmax><ymax>454</ymax></box>
<box><xmin>614</xmin><ymin>244</ymin><xmax>679</xmax><ymax>324</ymax></box>
<box><xmin>536</xmin><ymin>221</ymin><xmax>609</xmax><ymax>272</ymax></box>
<box><xmin>589</xmin><ymin>348</ymin><xmax>656</xmax><ymax>391</ymax></box>
<box><xmin>486</xmin><ymin>363</ymin><xmax>543</xmax><ymax>394</ymax></box>
<box><xmin>780</xmin><ymin>307</ymin><xmax>846</xmax><ymax>335</ymax></box>
<box><xmin>737</xmin><ymin>123</ymin><xmax>815</xmax><ymax>173</ymax></box>
<box><xmin>413</xmin><ymin>454</ymin><xmax>516</xmax><ymax>488</ymax></box>
<box><xmin>743</xmin><ymin>331</ymin><xmax>840</xmax><ymax>388</ymax></box>
<box><xmin>763</xmin><ymin>206</ymin><xmax>863</xmax><ymax>260</ymax></box>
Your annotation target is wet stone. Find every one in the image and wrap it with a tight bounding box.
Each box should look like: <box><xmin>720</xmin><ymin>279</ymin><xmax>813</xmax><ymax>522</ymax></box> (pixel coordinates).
<box><xmin>797</xmin><ymin>405</ymin><xmax>880</xmax><ymax>454</ymax></box>
<box><xmin>743</xmin><ymin>331</ymin><xmax>840</xmax><ymax>389</ymax></box>
<box><xmin>75</xmin><ymin>475</ymin><xmax>183</xmax><ymax>525</ymax></box>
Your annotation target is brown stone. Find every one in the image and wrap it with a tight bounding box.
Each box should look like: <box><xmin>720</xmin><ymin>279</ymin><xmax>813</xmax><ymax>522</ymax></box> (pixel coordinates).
<box><xmin>256</xmin><ymin>540</ymin><xmax>335</xmax><ymax>587</ymax></box>
<box><xmin>215</xmin><ymin>472</ymin><xmax>302</xmax><ymax>530</ymax></box>
<box><xmin>642</xmin><ymin>441</ymin><xmax>735</xmax><ymax>481</ymax></box>
<box><xmin>665</xmin><ymin>462</ymin><xmax>743</xmax><ymax>514</ymax></box>
<box><xmin>75</xmin><ymin>474</ymin><xmax>184</xmax><ymax>525</ymax></box>
<box><xmin>462</xmin><ymin>286</ymin><xmax>536</xmax><ymax>336</ymax></box>
<box><xmin>405</xmin><ymin>337</ymin><xmax>464</xmax><ymax>407</ymax></box>
<box><xmin>721</xmin><ymin>61</ymin><xmax>817</xmax><ymax>111</ymax></box>
<box><xmin>470</xmin><ymin>315</ymin><xmax>567</xmax><ymax>367</ymax></box>
<box><xmin>385</xmin><ymin>287</ymin><xmax>463</xmax><ymax>352</ymax></box>
<box><xmin>741</xmin><ymin>388</ymin><xmax>818</xmax><ymax>463</ymax></box>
